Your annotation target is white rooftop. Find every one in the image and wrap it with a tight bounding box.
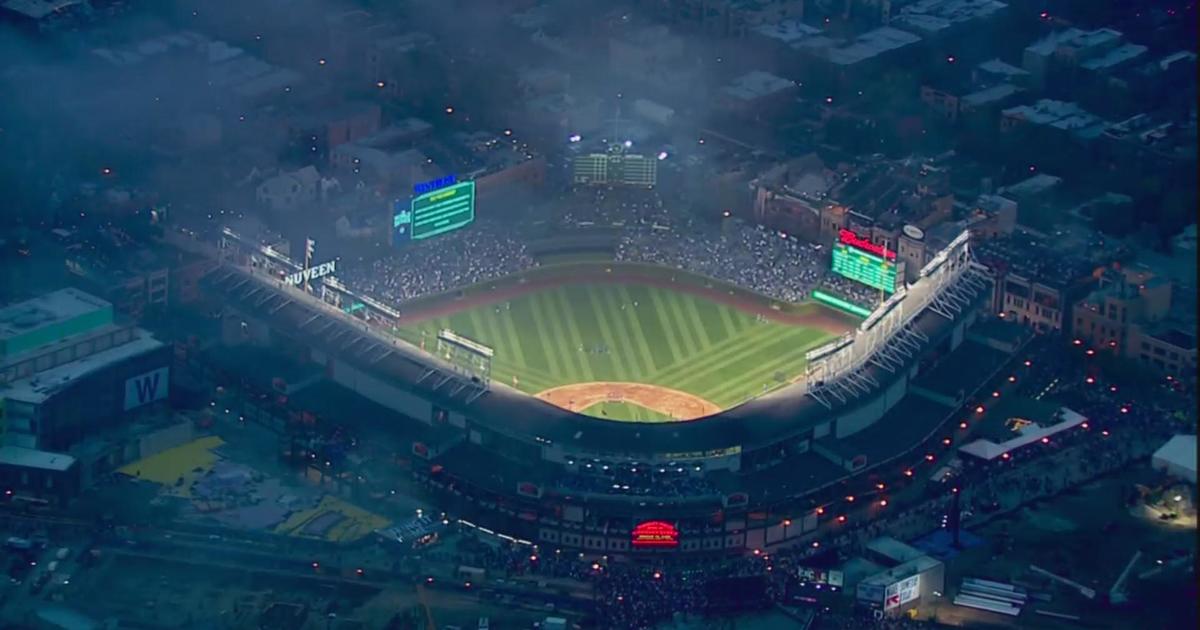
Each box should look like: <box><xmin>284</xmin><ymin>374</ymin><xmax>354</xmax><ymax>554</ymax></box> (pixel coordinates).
<box><xmin>1152</xmin><ymin>434</ymin><xmax>1196</xmax><ymax>483</ymax></box>
<box><xmin>961</xmin><ymin>83</ymin><xmax>1021</xmax><ymax>107</ymax></box>
<box><xmin>1026</xmin><ymin>27</ymin><xmax>1123</xmax><ymax>57</ymax></box>
<box><xmin>753</xmin><ymin>18</ymin><xmax>822</xmax><ymax>45</ymax></box>
<box><xmin>959</xmin><ymin>407</ymin><xmax>1087</xmax><ymax>461</ymax></box>
<box><xmin>722</xmin><ymin>70</ymin><xmax>795</xmax><ymax>101</ymax></box>
<box><xmin>893</xmin><ymin>0</ymin><xmax>1008</xmax><ymax>35</ymax></box>
<box><xmin>1081</xmin><ymin>43</ymin><xmax>1147</xmax><ymax>71</ymax></box>
<box><xmin>976</xmin><ymin>58</ymin><xmax>1029</xmax><ymax>78</ymax></box>
<box><xmin>2</xmin><ymin>330</ymin><xmax>163</xmax><ymax>405</ymax></box>
<box><xmin>0</xmin><ymin>446</ymin><xmax>76</xmax><ymax>472</ymax></box>
<box><xmin>0</xmin><ymin>289</ymin><xmax>110</xmax><ymax>342</ymax></box>
<box><xmin>827</xmin><ymin>27</ymin><xmax>922</xmax><ymax>66</ymax></box>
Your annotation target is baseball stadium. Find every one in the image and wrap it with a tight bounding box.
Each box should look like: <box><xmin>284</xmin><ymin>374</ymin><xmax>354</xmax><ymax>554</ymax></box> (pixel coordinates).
<box><xmin>389</xmin><ymin>263</ymin><xmax>849</xmax><ymax>422</ymax></box>
<box><xmin>205</xmin><ymin>204</ymin><xmax>1000</xmax><ymax>555</ymax></box>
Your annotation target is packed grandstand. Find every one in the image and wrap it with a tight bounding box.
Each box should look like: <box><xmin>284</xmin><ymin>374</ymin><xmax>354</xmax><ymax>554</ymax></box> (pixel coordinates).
<box><xmin>338</xmin><ymin>191</ymin><xmax>881</xmax><ymax>313</ymax></box>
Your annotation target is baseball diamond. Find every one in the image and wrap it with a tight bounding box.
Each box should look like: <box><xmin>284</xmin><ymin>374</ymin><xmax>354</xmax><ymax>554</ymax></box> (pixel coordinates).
<box><xmin>394</xmin><ymin>281</ymin><xmax>840</xmax><ymax>420</ymax></box>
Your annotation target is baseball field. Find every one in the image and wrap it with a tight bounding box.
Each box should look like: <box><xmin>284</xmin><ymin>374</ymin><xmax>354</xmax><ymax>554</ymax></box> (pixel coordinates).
<box><xmin>395</xmin><ymin>280</ymin><xmax>842</xmax><ymax>422</ymax></box>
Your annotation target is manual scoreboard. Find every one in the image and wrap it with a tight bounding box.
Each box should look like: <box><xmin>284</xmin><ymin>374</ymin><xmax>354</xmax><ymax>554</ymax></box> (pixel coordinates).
<box><xmin>394</xmin><ymin>179</ymin><xmax>476</xmax><ymax>245</ymax></box>
<box><xmin>831</xmin><ymin>243</ymin><xmax>897</xmax><ymax>294</ymax></box>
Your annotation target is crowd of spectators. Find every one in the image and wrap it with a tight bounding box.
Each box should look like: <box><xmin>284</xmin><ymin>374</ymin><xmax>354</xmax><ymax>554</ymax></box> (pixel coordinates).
<box><xmin>616</xmin><ymin>219</ymin><xmax>878</xmax><ymax>306</ymax></box>
<box><xmin>338</xmin><ymin>218</ymin><xmax>536</xmax><ymax>304</ymax></box>
<box><xmin>339</xmin><ymin>189</ymin><xmax>881</xmax><ymax>311</ymax></box>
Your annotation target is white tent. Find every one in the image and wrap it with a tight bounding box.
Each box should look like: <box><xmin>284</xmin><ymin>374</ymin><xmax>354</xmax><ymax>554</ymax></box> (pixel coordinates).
<box><xmin>1152</xmin><ymin>435</ymin><xmax>1196</xmax><ymax>484</ymax></box>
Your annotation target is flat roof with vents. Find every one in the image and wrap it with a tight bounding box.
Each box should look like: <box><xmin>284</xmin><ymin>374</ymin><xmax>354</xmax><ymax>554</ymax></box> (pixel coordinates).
<box><xmin>0</xmin><ymin>289</ymin><xmax>114</xmax><ymax>360</ymax></box>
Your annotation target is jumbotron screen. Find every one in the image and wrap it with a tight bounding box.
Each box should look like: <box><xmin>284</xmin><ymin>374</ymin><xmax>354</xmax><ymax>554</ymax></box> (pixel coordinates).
<box><xmin>831</xmin><ymin>243</ymin><xmax>897</xmax><ymax>294</ymax></box>
<box><xmin>394</xmin><ymin>179</ymin><xmax>476</xmax><ymax>245</ymax></box>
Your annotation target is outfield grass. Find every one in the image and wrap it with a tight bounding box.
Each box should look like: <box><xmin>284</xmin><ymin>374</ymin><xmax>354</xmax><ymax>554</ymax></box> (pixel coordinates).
<box><xmin>581</xmin><ymin>401</ymin><xmax>673</xmax><ymax>423</ymax></box>
<box><xmin>396</xmin><ymin>282</ymin><xmax>835</xmax><ymax>413</ymax></box>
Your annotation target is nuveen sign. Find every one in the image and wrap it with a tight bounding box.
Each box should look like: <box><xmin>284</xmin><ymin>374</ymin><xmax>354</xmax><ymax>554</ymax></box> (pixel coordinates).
<box><xmin>284</xmin><ymin>260</ymin><xmax>336</xmax><ymax>286</ymax></box>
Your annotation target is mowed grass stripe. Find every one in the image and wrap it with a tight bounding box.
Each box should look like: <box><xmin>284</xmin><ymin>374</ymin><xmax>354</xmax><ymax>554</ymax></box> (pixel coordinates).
<box><xmin>691</xmin><ymin>296</ymin><xmax>724</xmax><ymax>345</ymax></box>
<box><xmin>659</xmin><ymin>325</ymin><xmax>804</xmax><ymax>391</ymax></box>
<box><xmin>535</xmin><ymin>291</ymin><xmax>582</xmax><ymax>380</ymax></box>
<box><xmin>650</xmin><ymin>323</ymin><xmax>785</xmax><ymax>383</ymax></box>
<box><xmin>497</xmin><ymin>303</ymin><xmax>529</xmax><ymax>370</ymax></box>
<box><xmin>622</xmin><ymin>286</ymin><xmax>675</xmax><ymax>371</ymax></box>
<box><xmin>701</xmin><ymin>328</ymin><xmax>831</xmax><ymax>401</ymax></box>
<box><xmin>717</xmin><ymin>302</ymin><xmax>742</xmax><ymax>339</ymax></box>
<box><xmin>686</xmin><ymin>296</ymin><xmax>710</xmax><ymax>345</ymax></box>
<box><xmin>704</xmin><ymin>333</ymin><xmax>831</xmax><ymax>406</ymax></box>
<box><xmin>643</xmin><ymin>288</ymin><xmax>685</xmax><ymax>365</ymax></box>
<box><xmin>593</xmin><ymin>286</ymin><xmax>640</xmax><ymax>375</ymax></box>
<box><xmin>508</xmin><ymin>299</ymin><xmax>553</xmax><ymax>375</ymax></box>
<box><xmin>674</xmin><ymin>332</ymin><xmax>820</xmax><ymax>404</ymax></box>
<box><xmin>524</xmin><ymin>294</ymin><xmax>565</xmax><ymax>377</ymax></box>
<box><xmin>586</xmin><ymin>287</ymin><xmax>636</xmax><ymax>380</ymax></box>
<box><xmin>662</xmin><ymin>291</ymin><xmax>701</xmax><ymax>353</ymax></box>
<box><xmin>607</xmin><ymin>286</ymin><xmax>657</xmax><ymax>377</ymax></box>
<box><xmin>550</xmin><ymin>288</ymin><xmax>595</xmax><ymax>381</ymax></box>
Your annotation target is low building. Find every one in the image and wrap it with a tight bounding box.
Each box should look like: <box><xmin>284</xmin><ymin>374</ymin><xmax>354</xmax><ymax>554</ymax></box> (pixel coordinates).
<box><xmin>1152</xmin><ymin>435</ymin><xmax>1196</xmax><ymax>484</ymax></box>
<box><xmin>751</xmin><ymin>153</ymin><xmax>838</xmax><ymax>239</ymax></box>
<box><xmin>719</xmin><ymin>70</ymin><xmax>798</xmax><ymax>118</ymax></box>
<box><xmin>255</xmin><ymin>166</ymin><xmax>323</xmax><ymax>211</ymax></box>
<box><xmin>975</xmin><ymin>236</ymin><xmax>1098</xmax><ymax>333</ymax></box>
<box><xmin>0</xmin><ymin>446</ymin><xmax>79</xmax><ymax>506</ymax></box>
<box><xmin>0</xmin><ymin>289</ymin><xmax>171</xmax><ymax>454</ymax></box>
<box><xmin>855</xmin><ymin>555</ymin><xmax>945</xmax><ymax>617</ymax></box>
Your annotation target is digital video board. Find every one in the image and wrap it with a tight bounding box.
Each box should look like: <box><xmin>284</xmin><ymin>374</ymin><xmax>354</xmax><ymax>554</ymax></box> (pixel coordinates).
<box><xmin>831</xmin><ymin>243</ymin><xmax>897</xmax><ymax>294</ymax></box>
<box><xmin>394</xmin><ymin>179</ymin><xmax>476</xmax><ymax>245</ymax></box>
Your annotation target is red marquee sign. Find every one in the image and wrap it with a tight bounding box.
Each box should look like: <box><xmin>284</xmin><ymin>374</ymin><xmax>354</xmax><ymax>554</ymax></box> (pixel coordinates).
<box><xmin>839</xmin><ymin>228</ymin><xmax>896</xmax><ymax>261</ymax></box>
<box><xmin>631</xmin><ymin>520</ymin><xmax>680</xmax><ymax>549</ymax></box>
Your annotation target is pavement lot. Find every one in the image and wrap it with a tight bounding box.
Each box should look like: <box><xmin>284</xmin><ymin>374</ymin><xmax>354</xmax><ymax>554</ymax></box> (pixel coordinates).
<box><xmin>927</xmin><ymin>464</ymin><xmax>1197</xmax><ymax>629</ymax></box>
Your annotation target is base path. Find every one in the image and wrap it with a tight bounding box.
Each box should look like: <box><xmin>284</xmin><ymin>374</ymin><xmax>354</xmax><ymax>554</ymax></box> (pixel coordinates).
<box><xmin>536</xmin><ymin>382</ymin><xmax>722</xmax><ymax>421</ymax></box>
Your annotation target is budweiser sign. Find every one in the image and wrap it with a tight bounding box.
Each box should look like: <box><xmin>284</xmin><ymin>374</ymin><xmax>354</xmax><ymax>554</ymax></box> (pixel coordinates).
<box><xmin>631</xmin><ymin>520</ymin><xmax>680</xmax><ymax>548</ymax></box>
<box><xmin>839</xmin><ymin>229</ymin><xmax>895</xmax><ymax>261</ymax></box>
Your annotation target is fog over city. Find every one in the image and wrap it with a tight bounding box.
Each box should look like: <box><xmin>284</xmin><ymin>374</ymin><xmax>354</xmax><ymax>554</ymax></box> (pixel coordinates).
<box><xmin>0</xmin><ymin>1</ymin><xmax>1194</xmax><ymax>629</ymax></box>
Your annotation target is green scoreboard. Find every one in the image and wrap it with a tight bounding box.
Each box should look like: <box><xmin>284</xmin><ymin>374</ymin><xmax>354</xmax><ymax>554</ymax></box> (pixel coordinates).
<box><xmin>404</xmin><ymin>180</ymin><xmax>476</xmax><ymax>242</ymax></box>
<box><xmin>831</xmin><ymin>243</ymin><xmax>897</xmax><ymax>294</ymax></box>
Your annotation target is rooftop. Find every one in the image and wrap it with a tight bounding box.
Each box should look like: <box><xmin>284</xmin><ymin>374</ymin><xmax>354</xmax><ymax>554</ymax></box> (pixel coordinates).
<box><xmin>827</xmin><ymin>27</ymin><xmax>921</xmax><ymax>66</ymax></box>
<box><xmin>1081</xmin><ymin>43</ymin><xmax>1147</xmax><ymax>71</ymax></box>
<box><xmin>1026</xmin><ymin>27</ymin><xmax>1123</xmax><ymax>57</ymax></box>
<box><xmin>976</xmin><ymin>58</ymin><xmax>1029</xmax><ymax>78</ymax></box>
<box><xmin>753</xmin><ymin>18</ymin><xmax>822</xmax><ymax>46</ymax></box>
<box><xmin>1</xmin><ymin>330</ymin><xmax>163</xmax><ymax>404</ymax></box>
<box><xmin>859</xmin><ymin>555</ymin><xmax>943</xmax><ymax>587</ymax></box>
<box><xmin>2</xmin><ymin>0</ymin><xmax>86</xmax><ymax>20</ymax></box>
<box><xmin>0</xmin><ymin>289</ymin><xmax>111</xmax><ymax>342</ymax></box>
<box><xmin>999</xmin><ymin>172</ymin><xmax>1061</xmax><ymax>198</ymax></box>
<box><xmin>961</xmin><ymin>83</ymin><xmax>1021</xmax><ymax>107</ymax></box>
<box><xmin>1002</xmin><ymin>99</ymin><xmax>1109</xmax><ymax>138</ymax></box>
<box><xmin>892</xmin><ymin>0</ymin><xmax>1008</xmax><ymax>36</ymax></box>
<box><xmin>722</xmin><ymin>70</ymin><xmax>795</xmax><ymax>101</ymax></box>
<box><xmin>0</xmin><ymin>446</ymin><xmax>76</xmax><ymax>472</ymax></box>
